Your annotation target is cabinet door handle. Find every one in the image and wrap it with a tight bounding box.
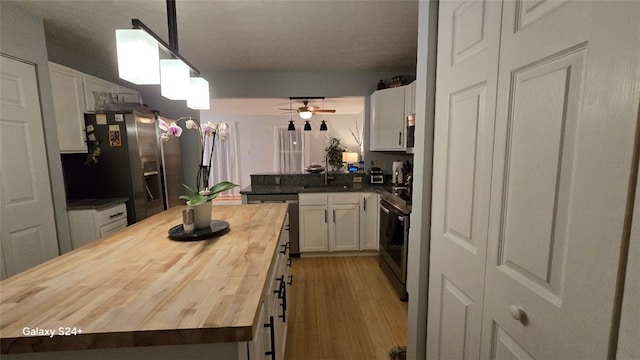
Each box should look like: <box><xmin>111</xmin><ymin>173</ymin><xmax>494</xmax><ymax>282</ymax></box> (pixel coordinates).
<box><xmin>398</xmin><ymin>131</ymin><xmax>402</xmax><ymax>146</ymax></box>
<box><xmin>264</xmin><ymin>315</ymin><xmax>275</xmax><ymax>358</ymax></box>
<box><xmin>279</xmin><ymin>283</ymin><xmax>287</xmax><ymax>322</ymax></box>
<box><xmin>333</xmin><ymin>209</ymin><xmax>336</xmax><ymax>223</ymax></box>
<box><xmin>287</xmin><ymin>258</ymin><xmax>292</xmax><ymax>268</ymax></box>
<box><xmin>287</xmin><ymin>274</ymin><xmax>293</xmax><ymax>286</ymax></box>
<box><xmin>109</xmin><ymin>212</ymin><xmax>124</xmax><ymax>219</ymax></box>
<box><xmin>324</xmin><ymin>209</ymin><xmax>327</xmax><ymax>223</ymax></box>
<box><xmin>280</xmin><ymin>244</ymin><xmax>287</xmax><ymax>255</ymax></box>
<box><xmin>363</xmin><ymin>197</ymin><xmax>366</xmax><ymax>211</ymax></box>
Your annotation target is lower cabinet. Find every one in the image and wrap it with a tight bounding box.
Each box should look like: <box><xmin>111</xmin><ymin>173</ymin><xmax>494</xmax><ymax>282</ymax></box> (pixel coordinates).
<box><xmin>300</xmin><ymin>192</ymin><xmax>377</xmax><ymax>253</ymax></box>
<box><xmin>248</xmin><ymin>214</ymin><xmax>291</xmax><ymax>360</ymax></box>
<box><xmin>68</xmin><ymin>202</ymin><xmax>127</xmax><ymax>249</ymax></box>
<box><xmin>360</xmin><ymin>192</ymin><xmax>379</xmax><ymax>251</ymax></box>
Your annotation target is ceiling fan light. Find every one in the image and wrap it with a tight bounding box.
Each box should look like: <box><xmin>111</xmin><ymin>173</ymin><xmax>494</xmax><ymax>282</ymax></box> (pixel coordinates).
<box><xmin>160</xmin><ymin>59</ymin><xmax>190</xmax><ymax>100</ymax></box>
<box><xmin>116</xmin><ymin>29</ymin><xmax>160</xmax><ymax>85</ymax></box>
<box><xmin>304</xmin><ymin>121</ymin><xmax>312</xmax><ymax>131</ymax></box>
<box><xmin>288</xmin><ymin>120</ymin><xmax>296</xmax><ymax>131</ymax></box>
<box><xmin>187</xmin><ymin>77</ymin><xmax>210</xmax><ymax>110</ymax></box>
<box><xmin>320</xmin><ymin>120</ymin><xmax>328</xmax><ymax>131</ymax></box>
<box><xmin>299</xmin><ymin>110</ymin><xmax>313</xmax><ymax>120</ymax></box>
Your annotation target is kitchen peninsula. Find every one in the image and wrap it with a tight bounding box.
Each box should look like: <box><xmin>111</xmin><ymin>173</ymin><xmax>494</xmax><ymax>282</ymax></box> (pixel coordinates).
<box><xmin>0</xmin><ymin>203</ymin><xmax>289</xmax><ymax>359</ymax></box>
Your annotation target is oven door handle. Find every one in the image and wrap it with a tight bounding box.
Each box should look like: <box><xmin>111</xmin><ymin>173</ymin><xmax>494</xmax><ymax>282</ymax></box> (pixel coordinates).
<box><xmin>380</xmin><ymin>202</ymin><xmax>391</xmax><ymax>214</ymax></box>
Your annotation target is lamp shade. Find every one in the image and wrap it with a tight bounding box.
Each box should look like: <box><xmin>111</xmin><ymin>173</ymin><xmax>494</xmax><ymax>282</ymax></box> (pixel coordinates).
<box><xmin>342</xmin><ymin>152</ymin><xmax>359</xmax><ymax>163</ymax></box>
<box><xmin>299</xmin><ymin>110</ymin><xmax>313</xmax><ymax>120</ymax></box>
<box><xmin>160</xmin><ymin>59</ymin><xmax>190</xmax><ymax>100</ymax></box>
<box><xmin>320</xmin><ymin>120</ymin><xmax>328</xmax><ymax>131</ymax></box>
<box><xmin>304</xmin><ymin>121</ymin><xmax>312</xmax><ymax>131</ymax></box>
<box><xmin>288</xmin><ymin>120</ymin><xmax>296</xmax><ymax>131</ymax></box>
<box><xmin>116</xmin><ymin>29</ymin><xmax>160</xmax><ymax>85</ymax></box>
<box><xmin>187</xmin><ymin>77</ymin><xmax>210</xmax><ymax>110</ymax></box>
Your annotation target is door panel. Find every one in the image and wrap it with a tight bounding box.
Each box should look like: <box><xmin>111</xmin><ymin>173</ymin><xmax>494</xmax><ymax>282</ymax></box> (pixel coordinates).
<box><xmin>0</xmin><ymin>56</ymin><xmax>59</xmax><ymax>279</ymax></box>
<box><xmin>482</xmin><ymin>1</ymin><xmax>640</xmax><ymax>358</ymax></box>
<box><xmin>427</xmin><ymin>0</ymin><xmax>503</xmax><ymax>358</ymax></box>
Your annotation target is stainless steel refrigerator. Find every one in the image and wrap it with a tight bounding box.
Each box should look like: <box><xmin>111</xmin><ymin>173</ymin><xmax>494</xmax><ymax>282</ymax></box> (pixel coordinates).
<box><xmin>82</xmin><ymin>110</ymin><xmax>170</xmax><ymax>224</ymax></box>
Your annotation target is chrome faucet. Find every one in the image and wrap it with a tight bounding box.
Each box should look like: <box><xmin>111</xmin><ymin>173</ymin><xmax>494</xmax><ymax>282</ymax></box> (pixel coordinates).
<box><xmin>324</xmin><ymin>156</ymin><xmax>334</xmax><ymax>185</ymax></box>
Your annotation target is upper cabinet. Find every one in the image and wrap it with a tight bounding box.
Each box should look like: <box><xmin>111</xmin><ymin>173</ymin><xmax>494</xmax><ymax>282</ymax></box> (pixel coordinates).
<box><xmin>370</xmin><ymin>82</ymin><xmax>416</xmax><ymax>151</ymax></box>
<box><xmin>49</xmin><ymin>63</ymin><xmax>87</xmax><ymax>153</ymax></box>
<box><xmin>49</xmin><ymin>62</ymin><xmax>141</xmax><ymax>153</ymax></box>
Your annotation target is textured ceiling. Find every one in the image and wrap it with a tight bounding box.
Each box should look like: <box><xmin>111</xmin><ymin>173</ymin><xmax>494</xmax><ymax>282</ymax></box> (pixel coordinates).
<box><xmin>7</xmin><ymin>0</ymin><xmax>419</xmax><ymax>73</ymax></box>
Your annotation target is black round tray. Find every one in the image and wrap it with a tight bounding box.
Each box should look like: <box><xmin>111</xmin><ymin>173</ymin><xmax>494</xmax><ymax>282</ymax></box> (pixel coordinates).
<box><xmin>168</xmin><ymin>220</ymin><xmax>230</xmax><ymax>241</ymax></box>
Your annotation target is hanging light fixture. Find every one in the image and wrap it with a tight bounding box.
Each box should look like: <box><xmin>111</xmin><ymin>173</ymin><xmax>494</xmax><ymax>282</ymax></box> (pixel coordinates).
<box><xmin>287</xmin><ymin>98</ymin><xmax>295</xmax><ymax>131</ymax></box>
<box><xmin>319</xmin><ymin>99</ymin><xmax>329</xmax><ymax>131</ymax></box>
<box><xmin>187</xmin><ymin>77</ymin><xmax>210</xmax><ymax>110</ymax></box>
<box><xmin>115</xmin><ymin>29</ymin><xmax>160</xmax><ymax>85</ymax></box>
<box><xmin>304</xmin><ymin>120</ymin><xmax>312</xmax><ymax>131</ymax></box>
<box><xmin>160</xmin><ymin>59</ymin><xmax>190</xmax><ymax>100</ymax></box>
<box><xmin>299</xmin><ymin>110</ymin><xmax>313</xmax><ymax>120</ymax></box>
<box><xmin>115</xmin><ymin>1</ymin><xmax>210</xmax><ymax>108</ymax></box>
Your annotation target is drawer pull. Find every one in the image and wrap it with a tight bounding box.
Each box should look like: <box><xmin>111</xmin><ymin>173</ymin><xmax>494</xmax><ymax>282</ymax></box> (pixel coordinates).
<box><xmin>109</xmin><ymin>212</ymin><xmax>125</xmax><ymax>219</ymax></box>
<box><xmin>287</xmin><ymin>274</ymin><xmax>293</xmax><ymax>286</ymax></box>
<box><xmin>264</xmin><ymin>315</ymin><xmax>275</xmax><ymax>358</ymax></box>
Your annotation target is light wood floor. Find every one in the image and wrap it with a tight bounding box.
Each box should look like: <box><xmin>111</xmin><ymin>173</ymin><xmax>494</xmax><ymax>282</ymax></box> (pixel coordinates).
<box><xmin>284</xmin><ymin>256</ymin><xmax>408</xmax><ymax>360</ymax></box>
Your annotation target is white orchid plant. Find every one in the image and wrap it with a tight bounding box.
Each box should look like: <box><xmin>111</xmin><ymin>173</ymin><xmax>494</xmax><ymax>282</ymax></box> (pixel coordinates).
<box><xmin>158</xmin><ymin>116</ymin><xmax>237</xmax><ymax>206</ymax></box>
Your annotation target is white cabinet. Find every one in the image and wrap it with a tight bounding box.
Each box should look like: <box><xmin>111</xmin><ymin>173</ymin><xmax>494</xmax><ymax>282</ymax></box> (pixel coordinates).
<box><xmin>360</xmin><ymin>192</ymin><xmax>379</xmax><ymax>251</ymax></box>
<box><xmin>370</xmin><ymin>82</ymin><xmax>417</xmax><ymax>151</ymax></box>
<box><xmin>299</xmin><ymin>193</ymin><xmax>364</xmax><ymax>253</ymax></box>
<box><xmin>248</xmin><ymin>217</ymin><xmax>290</xmax><ymax>360</ymax></box>
<box><xmin>82</xmin><ymin>73</ymin><xmax>119</xmax><ymax>112</ymax></box>
<box><xmin>370</xmin><ymin>86</ymin><xmax>406</xmax><ymax>151</ymax></box>
<box><xmin>68</xmin><ymin>203</ymin><xmax>127</xmax><ymax>249</ymax></box>
<box><xmin>49</xmin><ymin>62</ymin><xmax>87</xmax><ymax>153</ymax></box>
<box><xmin>404</xmin><ymin>80</ymin><xmax>416</xmax><ymax>117</ymax></box>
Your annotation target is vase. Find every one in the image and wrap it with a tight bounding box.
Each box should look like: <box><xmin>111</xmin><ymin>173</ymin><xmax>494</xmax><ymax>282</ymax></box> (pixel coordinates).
<box><xmin>189</xmin><ymin>201</ymin><xmax>212</xmax><ymax>229</ymax></box>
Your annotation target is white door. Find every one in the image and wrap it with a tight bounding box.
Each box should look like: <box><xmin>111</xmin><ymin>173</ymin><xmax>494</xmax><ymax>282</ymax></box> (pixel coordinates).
<box><xmin>481</xmin><ymin>2</ymin><xmax>639</xmax><ymax>358</ymax></box>
<box><xmin>0</xmin><ymin>56</ymin><xmax>59</xmax><ymax>279</ymax></box>
<box><xmin>426</xmin><ymin>0</ymin><xmax>503</xmax><ymax>358</ymax></box>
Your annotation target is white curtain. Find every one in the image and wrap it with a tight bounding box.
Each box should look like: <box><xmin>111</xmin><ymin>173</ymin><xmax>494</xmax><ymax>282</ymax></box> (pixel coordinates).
<box><xmin>275</xmin><ymin>127</ymin><xmax>305</xmax><ymax>173</ymax></box>
<box><xmin>202</xmin><ymin>122</ymin><xmax>241</xmax><ymax>196</ymax></box>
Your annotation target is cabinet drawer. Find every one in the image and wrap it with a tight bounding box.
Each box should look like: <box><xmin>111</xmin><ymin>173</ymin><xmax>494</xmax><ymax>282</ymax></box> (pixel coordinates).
<box><xmin>99</xmin><ymin>218</ymin><xmax>127</xmax><ymax>238</ymax></box>
<box><xmin>299</xmin><ymin>193</ymin><xmax>328</xmax><ymax>206</ymax></box>
<box><xmin>329</xmin><ymin>193</ymin><xmax>359</xmax><ymax>205</ymax></box>
<box><xmin>96</xmin><ymin>203</ymin><xmax>127</xmax><ymax>226</ymax></box>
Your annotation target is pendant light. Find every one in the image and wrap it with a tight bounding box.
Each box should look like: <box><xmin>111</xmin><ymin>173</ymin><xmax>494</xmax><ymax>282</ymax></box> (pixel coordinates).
<box><xmin>287</xmin><ymin>98</ymin><xmax>296</xmax><ymax>131</ymax></box>
<box><xmin>319</xmin><ymin>98</ymin><xmax>328</xmax><ymax>131</ymax></box>
<box><xmin>115</xmin><ymin>1</ymin><xmax>210</xmax><ymax>108</ymax></box>
<box><xmin>115</xmin><ymin>29</ymin><xmax>160</xmax><ymax>84</ymax></box>
<box><xmin>187</xmin><ymin>77</ymin><xmax>210</xmax><ymax>109</ymax></box>
<box><xmin>304</xmin><ymin>120</ymin><xmax>312</xmax><ymax>131</ymax></box>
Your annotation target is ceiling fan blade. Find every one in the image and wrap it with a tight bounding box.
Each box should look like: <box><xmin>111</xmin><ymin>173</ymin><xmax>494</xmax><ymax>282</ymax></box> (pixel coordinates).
<box><xmin>314</xmin><ymin>109</ymin><xmax>336</xmax><ymax>113</ymax></box>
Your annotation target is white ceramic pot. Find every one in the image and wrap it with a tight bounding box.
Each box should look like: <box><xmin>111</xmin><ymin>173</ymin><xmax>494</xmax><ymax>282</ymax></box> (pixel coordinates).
<box><xmin>189</xmin><ymin>201</ymin><xmax>212</xmax><ymax>229</ymax></box>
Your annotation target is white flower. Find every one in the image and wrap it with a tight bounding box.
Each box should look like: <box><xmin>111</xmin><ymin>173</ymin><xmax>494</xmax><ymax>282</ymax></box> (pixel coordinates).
<box><xmin>185</xmin><ymin>119</ymin><xmax>198</xmax><ymax>130</ymax></box>
<box><xmin>218</xmin><ymin>123</ymin><xmax>228</xmax><ymax>141</ymax></box>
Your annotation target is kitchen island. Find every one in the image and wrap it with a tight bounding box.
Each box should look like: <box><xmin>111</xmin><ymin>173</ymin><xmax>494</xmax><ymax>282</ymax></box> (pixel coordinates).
<box><xmin>0</xmin><ymin>203</ymin><xmax>289</xmax><ymax>359</ymax></box>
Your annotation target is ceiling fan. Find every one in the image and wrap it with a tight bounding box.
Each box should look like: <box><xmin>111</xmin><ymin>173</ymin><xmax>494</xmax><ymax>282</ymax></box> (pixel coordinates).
<box><xmin>279</xmin><ymin>97</ymin><xmax>336</xmax><ymax>119</ymax></box>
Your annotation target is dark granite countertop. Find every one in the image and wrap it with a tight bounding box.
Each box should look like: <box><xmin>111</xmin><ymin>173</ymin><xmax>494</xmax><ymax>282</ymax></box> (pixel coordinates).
<box><xmin>241</xmin><ymin>183</ymin><xmax>391</xmax><ymax>195</ymax></box>
<box><xmin>67</xmin><ymin>197</ymin><xmax>129</xmax><ymax>211</ymax></box>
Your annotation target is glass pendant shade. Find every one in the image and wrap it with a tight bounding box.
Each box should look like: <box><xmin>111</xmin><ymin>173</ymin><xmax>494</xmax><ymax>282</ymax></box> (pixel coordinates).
<box><xmin>320</xmin><ymin>120</ymin><xmax>328</xmax><ymax>131</ymax></box>
<box><xmin>160</xmin><ymin>59</ymin><xmax>190</xmax><ymax>100</ymax></box>
<box><xmin>299</xmin><ymin>110</ymin><xmax>313</xmax><ymax>120</ymax></box>
<box><xmin>288</xmin><ymin>120</ymin><xmax>296</xmax><ymax>131</ymax></box>
<box><xmin>187</xmin><ymin>77</ymin><xmax>210</xmax><ymax>110</ymax></box>
<box><xmin>304</xmin><ymin>121</ymin><xmax>312</xmax><ymax>131</ymax></box>
<box><xmin>116</xmin><ymin>29</ymin><xmax>160</xmax><ymax>85</ymax></box>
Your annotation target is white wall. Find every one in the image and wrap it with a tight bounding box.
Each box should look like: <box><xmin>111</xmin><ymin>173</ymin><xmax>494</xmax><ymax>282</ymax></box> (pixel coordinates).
<box><xmin>199</xmin><ymin>111</ymin><xmax>365</xmax><ymax>190</ymax></box>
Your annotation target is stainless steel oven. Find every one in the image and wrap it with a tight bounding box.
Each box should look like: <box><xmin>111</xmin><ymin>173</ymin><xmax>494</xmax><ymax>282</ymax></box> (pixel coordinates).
<box><xmin>379</xmin><ymin>189</ymin><xmax>410</xmax><ymax>301</ymax></box>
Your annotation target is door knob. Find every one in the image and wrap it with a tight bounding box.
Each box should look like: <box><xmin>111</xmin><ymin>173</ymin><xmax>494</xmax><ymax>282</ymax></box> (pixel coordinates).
<box><xmin>509</xmin><ymin>305</ymin><xmax>528</xmax><ymax>325</ymax></box>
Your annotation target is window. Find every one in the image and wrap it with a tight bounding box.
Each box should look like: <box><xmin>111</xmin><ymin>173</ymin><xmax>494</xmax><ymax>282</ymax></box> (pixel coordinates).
<box><xmin>274</xmin><ymin>127</ymin><xmax>305</xmax><ymax>173</ymax></box>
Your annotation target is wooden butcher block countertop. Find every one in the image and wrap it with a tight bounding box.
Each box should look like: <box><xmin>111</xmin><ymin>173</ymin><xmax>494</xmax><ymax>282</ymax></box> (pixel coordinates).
<box><xmin>0</xmin><ymin>203</ymin><xmax>288</xmax><ymax>354</ymax></box>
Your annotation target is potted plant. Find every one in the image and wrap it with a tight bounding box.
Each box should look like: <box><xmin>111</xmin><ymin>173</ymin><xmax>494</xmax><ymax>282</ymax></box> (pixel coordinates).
<box><xmin>158</xmin><ymin>117</ymin><xmax>238</xmax><ymax>229</ymax></box>
<box><xmin>325</xmin><ymin>137</ymin><xmax>346</xmax><ymax>172</ymax></box>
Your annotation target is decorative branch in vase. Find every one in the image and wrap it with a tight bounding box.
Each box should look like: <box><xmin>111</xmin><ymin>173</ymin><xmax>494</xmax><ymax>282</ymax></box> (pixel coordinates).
<box><xmin>158</xmin><ymin>116</ymin><xmax>238</xmax><ymax>230</ymax></box>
